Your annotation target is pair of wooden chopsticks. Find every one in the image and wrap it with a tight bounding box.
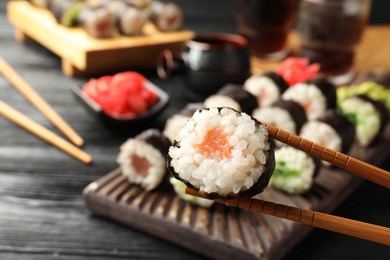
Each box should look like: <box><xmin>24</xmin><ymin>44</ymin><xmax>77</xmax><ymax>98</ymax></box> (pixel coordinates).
<box><xmin>185</xmin><ymin>124</ymin><xmax>390</xmax><ymax>245</ymax></box>
<box><xmin>186</xmin><ymin>188</ymin><xmax>390</xmax><ymax>246</ymax></box>
<box><xmin>0</xmin><ymin>57</ymin><xmax>92</xmax><ymax>164</ymax></box>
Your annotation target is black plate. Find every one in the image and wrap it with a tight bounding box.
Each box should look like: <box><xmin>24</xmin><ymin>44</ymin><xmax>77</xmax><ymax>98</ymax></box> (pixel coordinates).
<box><xmin>70</xmin><ymin>80</ymin><xmax>169</xmax><ymax>126</ymax></box>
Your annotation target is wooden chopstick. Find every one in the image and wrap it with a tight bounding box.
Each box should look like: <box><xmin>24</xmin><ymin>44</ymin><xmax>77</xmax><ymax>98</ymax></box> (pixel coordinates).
<box><xmin>265</xmin><ymin>124</ymin><xmax>390</xmax><ymax>189</ymax></box>
<box><xmin>186</xmin><ymin>188</ymin><xmax>390</xmax><ymax>246</ymax></box>
<box><xmin>0</xmin><ymin>100</ymin><xmax>92</xmax><ymax>164</ymax></box>
<box><xmin>0</xmin><ymin>57</ymin><xmax>84</xmax><ymax>146</ymax></box>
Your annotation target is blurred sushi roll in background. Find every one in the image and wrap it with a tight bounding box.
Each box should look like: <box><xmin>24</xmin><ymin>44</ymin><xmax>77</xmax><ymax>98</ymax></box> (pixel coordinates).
<box><xmin>117</xmin><ymin>129</ymin><xmax>171</xmax><ymax>191</ymax></box>
<box><xmin>204</xmin><ymin>84</ymin><xmax>257</xmax><ymax>115</ymax></box>
<box><xmin>118</xmin><ymin>6</ymin><xmax>147</xmax><ymax>36</ymax></box>
<box><xmin>338</xmin><ymin>95</ymin><xmax>389</xmax><ymax>147</ymax></box>
<box><xmin>79</xmin><ymin>7</ymin><xmax>116</xmax><ymax>38</ymax></box>
<box><xmin>170</xmin><ymin>178</ymin><xmax>214</xmax><ymax>207</ymax></box>
<box><xmin>49</xmin><ymin>0</ymin><xmax>86</xmax><ymax>27</ymax></box>
<box><xmin>282</xmin><ymin>77</ymin><xmax>337</xmax><ymax>120</ymax></box>
<box><xmin>243</xmin><ymin>71</ymin><xmax>289</xmax><ymax>107</ymax></box>
<box><xmin>270</xmin><ymin>146</ymin><xmax>320</xmax><ymax>194</ymax></box>
<box><xmin>300</xmin><ymin>110</ymin><xmax>356</xmax><ymax>166</ymax></box>
<box><xmin>252</xmin><ymin>100</ymin><xmax>307</xmax><ymax>145</ymax></box>
<box><xmin>163</xmin><ymin>103</ymin><xmax>203</xmax><ymax>142</ymax></box>
<box><xmin>168</xmin><ymin>107</ymin><xmax>275</xmax><ymax>199</ymax></box>
<box><xmin>30</xmin><ymin>0</ymin><xmax>184</xmax><ymax>37</ymax></box>
<box><xmin>149</xmin><ymin>1</ymin><xmax>183</xmax><ymax>32</ymax></box>
<box><xmin>30</xmin><ymin>0</ymin><xmax>52</xmax><ymax>9</ymax></box>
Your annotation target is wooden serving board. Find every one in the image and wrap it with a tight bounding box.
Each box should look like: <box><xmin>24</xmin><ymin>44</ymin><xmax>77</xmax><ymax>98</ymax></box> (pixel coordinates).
<box><xmin>7</xmin><ymin>1</ymin><xmax>194</xmax><ymax>77</ymax></box>
<box><xmin>84</xmin><ymin>125</ymin><xmax>390</xmax><ymax>260</ymax></box>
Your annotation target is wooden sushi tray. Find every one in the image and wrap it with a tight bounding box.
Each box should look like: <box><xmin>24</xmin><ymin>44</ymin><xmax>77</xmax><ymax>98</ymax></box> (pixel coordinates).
<box><xmin>6</xmin><ymin>1</ymin><xmax>194</xmax><ymax>77</ymax></box>
<box><xmin>84</xmin><ymin>125</ymin><xmax>390</xmax><ymax>260</ymax></box>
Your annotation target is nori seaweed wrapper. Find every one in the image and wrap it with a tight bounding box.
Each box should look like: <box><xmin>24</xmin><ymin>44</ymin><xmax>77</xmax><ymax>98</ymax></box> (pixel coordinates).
<box><xmin>355</xmin><ymin>94</ymin><xmax>388</xmax><ymax>146</ymax></box>
<box><xmin>317</xmin><ymin>110</ymin><xmax>356</xmax><ymax>153</ymax></box>
<box><xmin>263</xmin><ymin>71</ymin><xmax>289</xmax><ymax>95</ymax></box>
<box><xmin>179</xmin><ymin>103</ymin><xmax>203</xmax><ymax>118</ymax></box>
<box><xmin>306</xmin><ymin>77</ymin><xmax>337</xmax><ymax>109</ymax></box>
<box><xmin>215</xmin><ymin>84</ymin><xmax>258</xmax><ymax>115</ymax></box>
<box><xmin>167</xmin><ymin>107</ymin><xmax>276</xmax><ymax>199</ymax></box>
<box><xmin>50</xmin><ymin>0</ymin><xmax>73</xmax><ymax>23</ymax></box>
<box><xmin>78</xmin><ymin>7</ymin><xmax>115</xmax><ymax>38</ymax></box>
<box><xmin>136</xmin><ymin>129</ymin><xmax>172</xmax><ymax>157</ymax></box>
<box><xmin>270</xmin><ymin>100</ymin><xmax>308</xmax><ymax>134</ymax></box>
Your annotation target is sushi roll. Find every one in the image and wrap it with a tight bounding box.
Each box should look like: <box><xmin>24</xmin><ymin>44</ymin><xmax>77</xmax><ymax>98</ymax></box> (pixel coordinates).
<box><xmin>117</xmin><ymin>129</ymin><xmax>171</xmax><ymax>191</ymax></box>
<box><xmin>204</xmin><ymin>84</ymin><xmax>257</xmax><ymax>115</ymax></box>
<box><xmin>79</xmin><ymin>7</ymin><xmax>116</xmax><ymax>38</ymax></box>
<box><xmin>300</xmin><ymin>110</ymin><xmax>356</xmax><ymax>158</ymax></box>
<box><xmin>149</xmin><ymin>1</ymin><xmax>183</xmax><ymax>31</ymax></box>
<box><xmin>85</xmin><ymin>0</ymin><xmax>110</xmax><ymax>9</ymax></box>
<box><xmin>118</xmin><ymin>6</ymin><xmax>147</xmax><ymax>36</ymax></box>
<box><xmin>49</xmin><ymin>0</ymin><xmax>75</xmax><ymax>25</ymax></box>
<box><xmin>338</xmin><ymin>95</ymin><xmax>388</xmax><ymax>147</ymax></box>
<box><xmin>243</xmin><ymin>71</ymin><xmax>289</xmax><ymax>107</ymax></box>
<box><xmin>168</xmin><ymin>107</ymin><xmax>275</xmax><ymax>199</ymax></box>
<box><xmin>282</xmin><ymin>77</ymin><xmax>337</xmax><ymax>120</ymax></box>
<box><xmin>170</xmin><ymin>178</ymin><xmax>214</xmax><ymax>207</ymax></box>
<box><xmin>270</xmin><ymin>146</ymin><xmax>320</xmax><ymax>194</ymax></box>
<box><xmin>252</xmin><ymin>100</ymin><xmax>307</xmax><ymax>140</ymax></box>
<box><xmin>163</xmin><ymin>103</ymin><xmax>203</xmax><ymax>142</ymax></box>
<box><xmin>30</xmin><ymin>0</ymin><xmax>51</xmax><ymax>9</ymax></box>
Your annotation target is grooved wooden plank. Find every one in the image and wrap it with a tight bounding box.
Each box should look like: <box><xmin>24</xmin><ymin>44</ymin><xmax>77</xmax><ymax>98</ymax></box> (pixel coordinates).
<box><xmin>84</xmin><ymin>123</ymin><xmax>390</xmax><ymax>260</ymax></box>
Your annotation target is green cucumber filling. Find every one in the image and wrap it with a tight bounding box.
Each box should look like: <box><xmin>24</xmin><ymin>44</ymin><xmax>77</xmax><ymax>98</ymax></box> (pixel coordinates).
<box><xmin>339</xmin><ymin>97</ymin><xmax>381</xmax><ymax>146</ymax></box>
<box><xmin>274</xmin><ymin>162</ymin><xmax>300</xmax><ymax>178</ymax></box>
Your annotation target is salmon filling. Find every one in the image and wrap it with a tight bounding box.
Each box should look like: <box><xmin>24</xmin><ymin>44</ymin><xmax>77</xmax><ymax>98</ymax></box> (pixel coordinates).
<box><xmin>196</xmin><ymin>127</ymin><xmax>232</xmax><ymax>160</ymax></box>
<box><xmin>131</xmin><ymin>154</ymin><xmax>150</xmax><ymax>176</ymax></box>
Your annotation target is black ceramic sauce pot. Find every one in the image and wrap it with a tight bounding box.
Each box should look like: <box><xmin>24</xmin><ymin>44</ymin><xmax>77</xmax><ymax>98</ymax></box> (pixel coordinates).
<box><xmin>157</xmin><ymin>33</ymin><xmax>250</xmax><ymax>97</ymax></box>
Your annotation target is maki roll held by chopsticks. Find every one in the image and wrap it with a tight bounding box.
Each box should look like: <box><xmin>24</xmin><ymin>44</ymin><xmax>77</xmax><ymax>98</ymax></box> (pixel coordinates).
<box><xmin>244</xmin><ymin>71</ymin><xmax>289</xmax><ymax>107</ymax></box>
<box><xmin>117</xmin><ymin>129</ymin><xmax>171</xmax><ymax>191</ymax></box>
<box><xmin>339</xmin><ymin>95</ymin><xmax>388</xmax><ymax>147</ymax></box>
<box><xmin>167</xmin><ymin>107</ymin><xmax>275</xmax><ymax>199</ymax></box>
<box><xmin>204</xmin><ymin>84</ymin><xmax>258</xmax><ymax>115</ymax></box>
<box><xmin>282</xmin><ymin>77</ymin><xmax>337</xmax><ymax>120</ymax></box>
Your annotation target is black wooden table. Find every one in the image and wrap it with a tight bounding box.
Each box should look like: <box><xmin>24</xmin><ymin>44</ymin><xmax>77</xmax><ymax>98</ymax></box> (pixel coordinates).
<box><xmin>0</xmin><ymin>1</ymin><xmax>389</xmax><ymax>259</ymax></box>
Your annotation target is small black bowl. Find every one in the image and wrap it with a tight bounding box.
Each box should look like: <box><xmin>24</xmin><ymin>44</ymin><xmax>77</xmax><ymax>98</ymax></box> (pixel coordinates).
<box><xmin>70</xmin><ymin>80</ymin><xmax>169</xmax><ymax>126</ymax></box>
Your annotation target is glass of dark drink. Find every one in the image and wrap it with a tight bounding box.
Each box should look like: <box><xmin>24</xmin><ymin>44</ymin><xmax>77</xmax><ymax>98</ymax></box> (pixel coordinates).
<box><xmin>297</xmin><ymin>0</ymin><xmax>372</xmax><ymax>85</ymax></box>
<box><xmin>236</xmin><ymin>0</ymin><xmax>299</xmax><ymax>60</ymax></box>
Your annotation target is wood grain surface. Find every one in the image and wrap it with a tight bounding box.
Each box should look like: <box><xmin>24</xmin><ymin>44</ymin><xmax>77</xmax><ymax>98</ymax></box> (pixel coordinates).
<box><xmin>0</xmin><ymin>1</ymin><xmax>389</xmax><ymax>259</ymax></box>
<box><xmin>84</xmin><ymin>125</ymin><xmax>390</xmax><ymax>260</ymax></box>
<box><xmin>7</xmin><ymin>1</ymin><xmax>194</xmax><ymax>76</ymax></box>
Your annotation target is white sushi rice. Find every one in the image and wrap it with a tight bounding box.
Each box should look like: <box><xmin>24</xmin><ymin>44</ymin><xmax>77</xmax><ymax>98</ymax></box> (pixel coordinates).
<box><xmin>117</xmin><ymin>139</ymin><xmax>166</xmax><ymax>191</ymax></box>
<box><xmin>169</xmin><ymin>107</ymin><xmax>270</xmax><ymax>196</ymax></box>
<box><xmin>300</xmin><ymin>121</ymin><xmax>342</xmax><ymax>166</ymax></box>
<box><xmin>270</xmin><ymin>147</ymin><xmax>316</xmax><ymax>194</ymax></box>
<box><xmin>339</xmin><ymin>97</ymin><xmax>381</xmax><ymax>146</ymax></box>
<box><xmin>155</xmin><ymin>3</ymin><xmax>183</xmax><ymax>31</ymax></box>
<box><xmin>244</xmin><ymin>75</ymin><xmax>281</xmax><ymax>107</ymax></box>
<box><xmin>282</xmin><ymin>83</ymin><xmax>327</xmax><ymax>120</ymax></box>
<box><xmin>163</xmin><ymin>114</ymin><xmax>190</xmax><ymax>142</ymax></box>
<box><xmin>170</xmin><ymin>178</ymin><xmax>214</xmax><ymax>207</ymax></box>
<box><xmin>252</xmin><ymin>106</ymin><xmax>296</xmax><ymax>147</ymax></box>
<box><xmin>252</xmin><ymin>106</ymin><xmax>296</xmax><ymax>134</ymax></box>
<box><xmin>204</xmin><ymin>96</ymin><xmax>241</xmax><ymax>111</ymax></box>
<box><xmin>120</xmin><ymin>7</ymin><xmax>147</xmax><ymax>36</ymax></box>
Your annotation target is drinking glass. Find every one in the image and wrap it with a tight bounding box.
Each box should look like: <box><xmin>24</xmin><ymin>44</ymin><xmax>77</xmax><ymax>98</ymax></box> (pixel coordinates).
<box><xmin>236</xmin><ymin>0</ymin><xmax>299</xmax><ymax>60</ymax></box>
<box><xmin>297</xmin><ymin>0</ymin><xmax>372</xmax><ymax>85</ymax></box>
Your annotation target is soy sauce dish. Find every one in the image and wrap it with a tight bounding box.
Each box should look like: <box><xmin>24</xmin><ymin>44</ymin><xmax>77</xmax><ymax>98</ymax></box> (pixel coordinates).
<box><xmin>71</xmin><ymin>72</ymin><xmax>169</xmax><ymax>125</ymax></box>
